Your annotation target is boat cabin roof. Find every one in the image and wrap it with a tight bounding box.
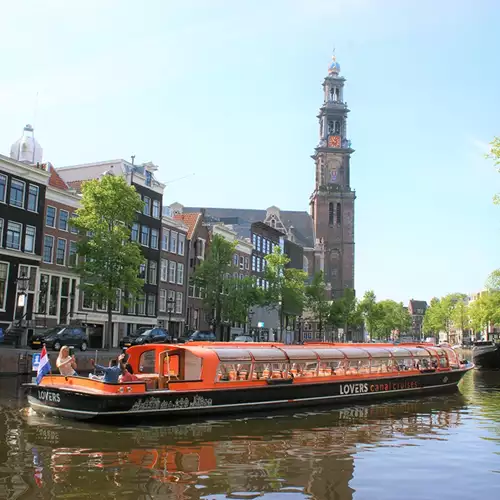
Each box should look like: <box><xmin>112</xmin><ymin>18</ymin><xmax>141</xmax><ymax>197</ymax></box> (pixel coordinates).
<box><xmin>125</xmin><ymin>342</ymin><xmax>451</xmax><ymax>367</ymax></box>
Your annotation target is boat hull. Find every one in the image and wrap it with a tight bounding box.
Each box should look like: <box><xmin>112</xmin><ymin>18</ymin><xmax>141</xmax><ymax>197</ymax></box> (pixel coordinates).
<box><xmin>25</xmin><ymin>367</ymin><xmax>471</xmax><ymax>422</ymax></box>
<box><xmin>472</xmin><ymin>344</ymin><xmax>500</xmax><ymax>370</ymax></box>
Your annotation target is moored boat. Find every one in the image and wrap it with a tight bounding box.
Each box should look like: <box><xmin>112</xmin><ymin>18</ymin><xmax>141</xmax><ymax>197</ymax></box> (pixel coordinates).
<box><xmin>24</xmin><ymin>342</ymin><xmax>473</xmax><ymax>422</ymax></box>
<box><xmin>472</xmin><ymin>341</ymin><xmax>500</xmax><ymax>370</ymax></box>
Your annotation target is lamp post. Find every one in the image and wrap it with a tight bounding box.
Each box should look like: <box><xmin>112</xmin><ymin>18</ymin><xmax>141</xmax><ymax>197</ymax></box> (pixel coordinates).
<box><xmin>297</xmin><ymin>315</ymin><xmax>303</xmax><ymax>344</ymax></box>
<box><xmin>15</xmin><ymin>271</ymin><xmax>30</xmax><ymax>319</ymax></box>
<box><xmin>166</xmin><ymin>297</ymin><xmax>175</xmax><ymax>334</ymax></box>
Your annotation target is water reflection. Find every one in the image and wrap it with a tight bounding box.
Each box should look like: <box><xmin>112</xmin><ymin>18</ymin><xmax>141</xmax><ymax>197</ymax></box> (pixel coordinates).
<box><xmin>0</xmin><ymin>371</ymin><xmax>499</xmax><ymax>499</ymax></box>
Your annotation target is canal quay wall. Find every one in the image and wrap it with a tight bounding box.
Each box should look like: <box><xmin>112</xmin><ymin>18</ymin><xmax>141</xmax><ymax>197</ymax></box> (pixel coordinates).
<box><xmin>0</xmin><ymin>347</ymin><xmax>121</xmax><ymax>376</ymax></box>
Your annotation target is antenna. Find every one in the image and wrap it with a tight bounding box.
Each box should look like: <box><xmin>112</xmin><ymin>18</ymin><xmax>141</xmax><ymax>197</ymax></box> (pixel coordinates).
<box><xmin>163</xmin><ymin>173</ymin><xmax>195</xmax><ymax>185</ymax></box>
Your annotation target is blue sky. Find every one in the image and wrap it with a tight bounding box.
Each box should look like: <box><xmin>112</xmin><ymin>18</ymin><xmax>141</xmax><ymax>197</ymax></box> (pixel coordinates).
<box><xmin>1</xmin><ymin>0</ymin><xmax>499</xmax><ymax>304</ymax></box>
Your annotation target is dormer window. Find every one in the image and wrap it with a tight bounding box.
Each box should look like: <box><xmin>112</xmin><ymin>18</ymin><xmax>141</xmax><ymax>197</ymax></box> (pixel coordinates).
<box><xmin>145</xmin><ymin>170</ymin><xmax>152</xmax><ymax>187</ymax></box>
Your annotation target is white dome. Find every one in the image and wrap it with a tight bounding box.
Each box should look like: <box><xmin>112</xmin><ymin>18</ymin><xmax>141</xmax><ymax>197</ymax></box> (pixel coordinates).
<box><xmin>10</xmin><ymin>124</ymin><xmax>43</xmax><ymax>164</ymax></box>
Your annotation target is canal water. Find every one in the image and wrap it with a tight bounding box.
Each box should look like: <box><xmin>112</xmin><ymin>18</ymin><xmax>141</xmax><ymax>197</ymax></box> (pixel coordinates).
<box><xmin>0</xmin><ymin>371</ymin><xmax>499</xmax><ymax>499</ymax></box>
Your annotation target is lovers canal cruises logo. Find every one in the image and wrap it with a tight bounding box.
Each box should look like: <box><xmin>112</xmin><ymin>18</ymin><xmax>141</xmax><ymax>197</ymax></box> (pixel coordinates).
<box><xmin>339</xmin><ymin>380</ymin><xmax>421</xmax><ymax>395</ymax></box>
<box><xmin>130</xmin><ymin>395</ymin><xmax>213</xmax><ymax>412</ymax></box>
<box><xmin>38</xmin><ymin>390</ymin><xmax>61</xmax><ymax>403</ymax></box>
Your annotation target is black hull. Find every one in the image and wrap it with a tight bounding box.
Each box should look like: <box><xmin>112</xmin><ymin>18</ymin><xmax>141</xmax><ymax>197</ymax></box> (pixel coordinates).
<box><xmin>25</xmin><ymin>367</ymin><xmax>471</xmax><ymax>423</ymax></box>
<box><xmin>472</xmin><ymin>345</ymin><xmax>500</xmax><ymax>370</ymax></box>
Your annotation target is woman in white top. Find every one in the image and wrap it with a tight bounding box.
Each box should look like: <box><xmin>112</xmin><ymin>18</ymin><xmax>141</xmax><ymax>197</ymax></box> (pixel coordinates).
<box><xmin>56</xmin><ymin>346</ymin><xmax>78</xmax><ymax>376</ymax></box>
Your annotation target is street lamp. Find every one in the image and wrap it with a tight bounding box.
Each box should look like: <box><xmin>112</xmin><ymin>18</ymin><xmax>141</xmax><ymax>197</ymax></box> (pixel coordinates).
<box><xmin>166</xmin><ymin>297</ymin><xmax>175</xmax><ymax>333</ymax></box>
<box><xmin>15</xmin><ymin>271</ymin><xmax>30</xmax><ymax>313</ymax></box>
<box><xmin>297</xmin><ymin>315</ymin><xmax>303</xmax><ymax>344</ymax></box>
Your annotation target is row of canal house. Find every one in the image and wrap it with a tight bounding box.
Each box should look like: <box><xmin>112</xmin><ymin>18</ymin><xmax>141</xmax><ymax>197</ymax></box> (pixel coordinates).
<box><xmin>1</xmin><ymin>126</ymin><xmax>306</xmax><ymax>347</ymax></box>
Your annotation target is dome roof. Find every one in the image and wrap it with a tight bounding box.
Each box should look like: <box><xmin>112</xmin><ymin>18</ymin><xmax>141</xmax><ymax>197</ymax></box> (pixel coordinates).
<box><xmin>328</xmin><ymin>55</ymin><xmax>340</xmax><ymax>76</ymax></box>
<box><xmin>10</xmin><ymin>124</ymin><xmax>43</xmax><ymax>164</ymax></box>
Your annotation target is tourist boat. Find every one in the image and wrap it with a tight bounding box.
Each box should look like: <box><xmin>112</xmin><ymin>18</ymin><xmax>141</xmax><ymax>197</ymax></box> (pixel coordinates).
<box><xmin>24</xmin><ymin>342</ymin><xmax>473</xmax><ymax>421</ymax></box>
<box><xmin>472</xmin><ymin>341</ymin><xmax>500</xmax><ymax>370</ymax></box>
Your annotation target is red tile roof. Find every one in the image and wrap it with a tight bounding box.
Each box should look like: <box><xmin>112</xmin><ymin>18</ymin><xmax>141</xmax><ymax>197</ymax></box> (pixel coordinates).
<box><xmin>174</xmin><ymin>212</ymin><xmax>201</xmax><ymax>239</ymax></box>
<box><xmin>48</xmin><ymin>168</ymin><xmax>70</xmax><ymax>190</ymax></box>
<box><xmin>67</xmin><ymin>180</ymin><xmax>84</xmax><ymax>192</ymax></box>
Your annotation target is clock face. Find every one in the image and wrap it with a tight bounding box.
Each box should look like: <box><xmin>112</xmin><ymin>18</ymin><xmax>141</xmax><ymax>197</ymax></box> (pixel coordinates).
<box><xmin>328</xmin><ymin>135</ymin><xmax>341</xmax><ymax>148</ymax></box>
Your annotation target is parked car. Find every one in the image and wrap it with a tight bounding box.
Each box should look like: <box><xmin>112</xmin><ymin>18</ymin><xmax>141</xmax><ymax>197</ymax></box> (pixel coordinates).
<box><xmin>119</xmin><ymin>327</ymin><xmax>171</xmax><ymax>348</ymax></box>
<box><xmin>30</xmin><ymin>326</ymin><xmax>88</xmax><ymax>351</ymax></box>
<box><xmin>233</xmin><ymin>335</ymin><xmax>254</xmax><ymax>342</ymax></box>
<box><xmin>176</xmin><ymin>330</ymin><xmax>217</xmax><ymax>343</ymax></box>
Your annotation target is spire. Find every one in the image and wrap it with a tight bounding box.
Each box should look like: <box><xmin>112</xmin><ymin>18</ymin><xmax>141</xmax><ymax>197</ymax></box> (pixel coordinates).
<box><xmin>327</xmin><ymin>49</ymin><xmax>341</xmax><ymax>76</ymax></box>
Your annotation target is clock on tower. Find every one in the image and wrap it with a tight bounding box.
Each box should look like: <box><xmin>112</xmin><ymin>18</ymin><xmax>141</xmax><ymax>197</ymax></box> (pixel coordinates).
<box><xmin>328</xmin><ymin>135</ymin><xmax>341</xmax><ymax>148</ymax></box>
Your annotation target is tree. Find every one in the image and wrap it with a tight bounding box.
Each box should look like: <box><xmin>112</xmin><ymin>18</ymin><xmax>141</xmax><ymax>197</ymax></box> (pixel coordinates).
<box><xmin>423</xmin><ymin>297</ymin><xmax>445</xmax><ymax>337</ymax></box>
<box><xmin>328</xmin><ymin>288</ymin><xmax>362</xmax><ymax>341</ymax></box>
<box><xmin>192</xmin><ymin>234</ymin><xmax>236</xmax><ymax>341</ymax></box>
<box><xmin>304</xmin><ymin>271</ymin><xmax>330</xmax><ymax>340</ymax></box>
<box><xmin>486</xmin><ymin>137</ymin><xmax>500</xmax><ymax>204</ymax></box>
<box><xmin>358</xmin><ymin>290</ymin><xmax>384</xmax><ymax>339</ymax></box>
<box><xmin>368</xmin><ymin>300</ymin><xmax>411</xmax><ymax>340</ymax></box>
<box><xmin>224</xmin><ymin>276</ymin><xmax>264</xmax><ymax>332</ymax></box>
<box><xmin>263</xmin><ymin>246</ymin><xmax>307</xmax><ymax>341</ymax></box>
<box><xmin>72</xmin><ymin>175</ymin><xmax>145</xmax><ymax>348</ymax></box>
<box><xmin>450</xmin><ymin>294</ymin><xmax>470</xmax><ymax>338</ymax></box>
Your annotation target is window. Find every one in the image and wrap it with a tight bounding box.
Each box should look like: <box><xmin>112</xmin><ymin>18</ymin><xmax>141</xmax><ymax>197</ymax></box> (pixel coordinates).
<box><xmin>49</xmin><ymin>275</ymin><xmax>59</xmax><ymax>316</ymax></box>
<box><xmin>141</xmin><ymin>226</ymin><xmax>150</xmax><ymax>246</ymax></box>
<box><xmin>137</xmin><ymin>294</ymin><xmax>146</xmax><ymax>315</ymax></box>
<box><xmin>113</xmin><ymin>289</ymin><xmax>122</xmax><ymax>313</ymax></box>
<box><xmin>147</xmin><ymin>294</ymin><xmax>156</xmax><ymax>316</ymax></box>
<box><xmin>169</xmin><ymin>261</ymin><xmax>176</xmax><ymax>283</ymax></box>
<box><xmin>143</xmin><ymin>196</ymin><xmax>151</xmax><ymax>216</ymax></box>
<box><xmin>256</xmin><ymin>257</ymin><xmax>261</xmax><ymax>273</ymax></box>
<box><xmin>177</xmin><ymin>263</ymin><xmax>184</xmax><ymax>285</ymax></box>
<box><xmin>336</xmin><ymin>203</ymin><xmax>341</xmax><ymax>225</ymax></box>
<box><xmin>159</xmin><ymin>289</ymin><xmax>167</xmax><ymax>312</ymax></box>
<box><xmin>256</xmin><ymin>236</ymin><xmax>261</xmax><ymax>252</ymax></box>
<box><xmin>69</xmin><ymin>241</ymin><xmax>78</xmax><ymax>267</ymax></box>
<box><xmin>151</xmin><ymin>229</ymin><xmax>159</xmax><ymax>249</ymax></box>
<box><xmin>139</xmin><ymin>263</ymin><xmax>147</xmax><ymax>279</ymax></box>
<box><xmin>145</xmin><ymin>170</ymin><xmax>152</xmax><ymax>187</ymax></box>
<box><xmin>24</xmin><ymin>226</ymin><xmax>36</xmax><ymax>253</ymax></box>
<box><xmin>160</xmin><ymin>258</ymin><xmax>169</xmax><ymax>282</ymax></box>
<box><xmin>131</xmin><ymin>223</ymin><xmax>139</xmax><ymax>242</ymax></box>
<box><xmin>178</xmin><ymin>234</ymin><xmax>185</xmax><ymax>256</ymax></box>
<box><xmin>59</xmin><ymin>210</ymin><xmax>69</xmax><ymax>231</ymax></box>
<box><xmin>252</xmin><ymin>255</ymin><xmax>256</xmax><ymax>271</ymax></box>
<box><xmin>152</xmin><ymin>199</ymin><xmax>161</xmax><ymax>218</ymax></box>
<box><xmin>127</xmin><ymin>293</ymin><xmax>136</xmax><ymax>314</ymax></box>
<box><xmin>233</xmin><ymin>254</ymin><xmax>239</xmax><ymax>266</ymax></box>
<box><xmin>70</xmin><ymin>213</ymin><xmax>79</xmax><ymax>234</ymax></box>
<box><xmin>245</xmin><ymin>257</ymin><xmax>249</xmax><ymax>269</ymax></box>
<box><xmin>0</xmin><ymin>174</ymin><xmax>6</xmax><ymax>203</ymax></box>
<box><xmin>46</xmin><ymin>206</ymin><xmax>56</xmax><ymax>227</ymax></box>
<box><xmin>27</xmin><ymin>185</ymin><xmax>39</xmax><ymax>212</ymax></box>
<box><xmin>175</xmin><ymin>292</ymin><xmax>183</xmax><ymax>314</ymax></box>
<box><xmin>252</xmin><ymin>233</ymin><xmax>256</xmax><ymax>247</ymax></box>
<box><xmin>0</xmin><ymin>262</ymin><xmax>8</xmax><ymax>310</ymax></box>
<box><xmin>82</xmin><ymin>291</ymin><xmax>93</xmax><ymax>310</ymax></box>
<box><xmin>162</xmin><ymin>229</ymin><xmax>169</xmax><ymax>251</ymax></box>
<box><xmin>197</xmin><ymin>238</ymin><xmax>205</xmax><ymax>259</ymax></box>
<box><xmin>329</xmin><ymin>202</ymin><xmax>334</xmax><ymax>226</ymax></box>
<box><xmin>9</xmin><ymin>179</ymin><xmax>25</xmax><ymax>208</ymax></box>
<box><xmin>167</xmin><ymin>289</ymin><xmax>175</xmax><ymax>309</ymax></box>
<box><xmin>148</xmin><ymin>261</ymin><xmax>157</xmax><ymax>284</ymax></box>
<box><xmin>6</xmin><ymin>222</ymin><xmax>22</xmax><ymax>250</ymax></box>
<box><xmin>56</xmin><ymin>239</ymin><xmax>67</xmax><ymax>265</ymax></box>
<box><xmin>170</xmin><ymin>231</ymin><xmax>178</xmax><ymax>253</ymax></box>
<box><xmin>43</xmin><ymin>235</ymin><xmax>54</xmax><ymax>263</ymax></box>
<box><xmin>0</xmin><ymin>219</ymin><xmax>3</xmax><ymax>247</ymax></box>
<box><xmin>239</xmin><ymin>256</ymin><xmax>244</xmax><ymax>269</ymax></box>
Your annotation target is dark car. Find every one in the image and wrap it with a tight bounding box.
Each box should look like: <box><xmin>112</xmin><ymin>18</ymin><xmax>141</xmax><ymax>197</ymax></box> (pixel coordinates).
<box><xmin>30</xmin><ymin>326</ymin><xmax>88</xmax><ymax>352</ymax></box>
<box><xmin>119</xmin><ymin>327</ymin><xmax>171</xmax><ymax>348</ymax></box>
<box><xmin>176</xmin><ymin>330</ymin><xmax>217</xmax><ymax>343</ymax></box>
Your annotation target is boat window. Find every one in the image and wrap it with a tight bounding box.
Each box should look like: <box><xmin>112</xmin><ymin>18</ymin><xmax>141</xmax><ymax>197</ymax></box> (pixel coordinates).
<box><xmin>138</xmin><ymin>350</ymin><xmax>156</xmax><ymax>373</ymax></box>
<box><xmin>214</xmin><ymin>349</ymin><xmax>252</xmax><ymax>362</ymax></box>
<box><xmin>397</xmin><ymin>358</ymin><xmax>416</xmax><ymax>371</ymax></box>
<box><xmin>345</xmin><ymin>359</ymin><xmax>370</xmax><ymax>374</ymax></box>
<box><xmin>311</xmin><ymin>348</ymin><xmax>346</xmax><ymax>360</ymax></box>
<box><xmin>439</xmin><ymin>356</ymin><xmax>449</xmax><ymax>368</ymax></box>
<box><xmin>337</xmin><ymin>347</ymin><xmax>370</xmax><ymax>359</ymax></box>
<box><xmin>252</xmin><ymin>362</ymin><xmax>290</xmax><ymax>380</ymax></box>
<box><xmin>250</xmin><ymin>348</ymin><xmax>288</xmax><ymax>362</ymax></box>
<box><xmin>390</xmin><ymin>347</ymin><xmax>413</xmax><ymax>358</ymax></box>
<box><xmin>290</xmin><ymin>361</ymin><xmax>318</xmax><ymax>378</ymax></box>
<box><xmin>318</xmin><ymin>359</ymin><xmax>342</xmax><ymax>376</ymax></box>
<box><xmin>443</xmin><ymin>348</ymin><xmax>459</xmax><ymax>367</ymax></box>
<box><xmin>163</xmin><ymin>353</ymin><xmax>180</xmax><ymax>379</ymax></box>
<box><xmin>370</xmin><ymin>359</ymin><xmax>392</xmax><ymax>374</ymax></box>
<box><xmin>216</xmin><ymin>362</ymin><xmax>251</xmax><ymax>382</ymax></box>
<box><xmin>360</xmin><ymin>347</ymin><xmax>393</xmax><ymax>358</ymax></box>
<box><xmin>280</xmin><ymin>348</ymin><xmax>318</xmax><ymax>360</ymax></box>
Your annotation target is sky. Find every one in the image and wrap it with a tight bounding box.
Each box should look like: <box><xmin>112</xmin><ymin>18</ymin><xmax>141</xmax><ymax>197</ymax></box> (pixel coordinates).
<box><xmin>1</xmin><ymin>0</ymin><xmax>500</xmax><ymax>304</ymax></box>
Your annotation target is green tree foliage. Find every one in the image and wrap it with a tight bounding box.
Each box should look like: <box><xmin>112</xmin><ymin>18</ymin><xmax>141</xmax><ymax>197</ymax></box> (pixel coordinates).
<box><xmin>304</xmin><ymin>271</ymin><xmax>330</xmax><ymax>338</ymax></box>
<box><xmin>423</xmin><ymin>293</ymin><xmax>470</xmax><ymax>340</ymax></box>
<box><xmin>358</xmin><ymin>290</ymin><xmax>384</xmax><ymax>337</ymax></box>
<box><xmin>328</xmin><ymin>288</ymin><xmax>363</xmax><ymax>340</ymax></box>
<box><xmin>224</xmin><ymin>276</ymin><xmax>264</xmax><ymax>329</ymax></box>
<box><xmin>370</xmin><ymin>300</ymin><xmax>411</xmax><ymax>340</ymax></box>
<box><xmin>263</xmin><ymin>246</ymin><xmax>307</xmax><ymax>338</ymax></box>
<box><xmin>469</xmin><ymin>291</ymin><xmax>500</xmax><ymax>333</ymax></box>
<box><xmin>192</xmin><ymin>234</ymin><xmax>236</xmax><ymax>340</ymax></box>
<box><xmin>422</xmin><ymin>297</ymin><xmax>444</xmax><ymax>336</ymax></box>
<box><xmin>486</xmin><ymin>137</ymin><xmax>500</xmax><ymax>204</ymax></box>
<box><xmin>71</xmin><ymin>175</ymin><xmax>145</xmax><ymax>348</ymax></box>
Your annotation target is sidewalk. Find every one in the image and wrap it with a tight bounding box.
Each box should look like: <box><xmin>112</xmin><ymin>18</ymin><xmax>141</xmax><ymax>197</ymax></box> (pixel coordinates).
<box><xmin>0</xmin><ymin>345</ymin><xmax>122</xmax><ymax>376</ymax></box>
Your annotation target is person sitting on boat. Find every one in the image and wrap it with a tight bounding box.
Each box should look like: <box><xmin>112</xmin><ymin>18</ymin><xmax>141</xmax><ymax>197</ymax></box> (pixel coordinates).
<box><xmin>90</xmin><ymin>354</ymin><xmax>125</xmax><ymax>383</ymax></box>
<box><xmin>119</xmin><ymin>363</ymin><xmax>139</xmax><ymax>383</ymax></box>
<box><xmin>56</xmin><ymin>346</ymin><xmax>78</xmax><ymax>377</ymax></box>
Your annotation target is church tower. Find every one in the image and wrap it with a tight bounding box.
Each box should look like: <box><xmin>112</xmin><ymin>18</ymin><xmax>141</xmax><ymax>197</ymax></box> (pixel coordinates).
<box><xmin>310</xmin><ymin>53</ymin><xmax>355</xmax><ymax>299</ymax></box>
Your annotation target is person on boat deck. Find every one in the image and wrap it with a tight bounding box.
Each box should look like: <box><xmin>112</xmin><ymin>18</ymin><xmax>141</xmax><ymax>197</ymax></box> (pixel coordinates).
<box><xmin>56</xmin><ymin>346</ymin><xmax>78</xmax><ymax>376</ymax></box>
<box><xmin>119</xmin><ymin>363</ymin><xmax>139</xmax><ymax>382</ymax></box>
<box><xmin>90</xmin><ymin>354</ymin><xmax>125</xmax><ymax>383</ymax></box>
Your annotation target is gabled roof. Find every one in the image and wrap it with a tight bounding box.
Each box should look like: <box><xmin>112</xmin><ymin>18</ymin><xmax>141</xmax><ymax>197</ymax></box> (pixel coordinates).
<box><xmin>183</xmin><ymin>207</ymin><xmax>314</xmax><ymax>248</ymax></box>
<box><xmin>408</xmin><ymin>300</ymin><xmax>428</xmax><ymax>314</ymax></box>
<box><xmin>173</xmin><ymin>213</ymin><xmax>201</xmax><ymax>240</ymax></box>
<box><xmin>48</xmin><ymin>168</ymin><xmax>70</xmax><ymax>190</ymax></box>
<box><xmin>67</xmin><ymin>180</ymin><xmax>84</xmax><ymax>192</ymax></box>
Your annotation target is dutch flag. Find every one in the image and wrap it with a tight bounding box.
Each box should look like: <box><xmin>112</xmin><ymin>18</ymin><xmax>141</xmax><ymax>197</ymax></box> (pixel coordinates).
<box><xmin>36</xmin><ymin>346</ymin><xmax>51</xmax><ymax>385</ymax></box>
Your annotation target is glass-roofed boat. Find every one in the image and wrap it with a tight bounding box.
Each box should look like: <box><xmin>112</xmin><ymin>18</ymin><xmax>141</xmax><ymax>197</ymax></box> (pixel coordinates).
<box><xmin>24</xmin><ymin>342</ymin><xmax>473</xmax><ymax>421</ymax></box>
